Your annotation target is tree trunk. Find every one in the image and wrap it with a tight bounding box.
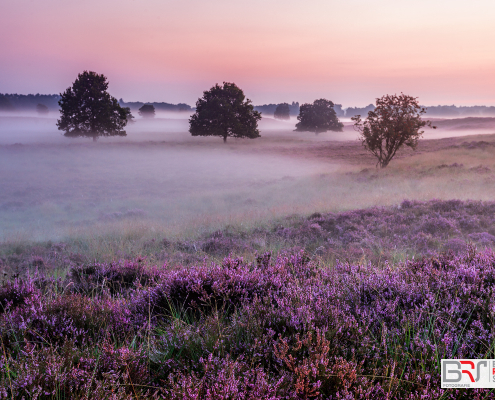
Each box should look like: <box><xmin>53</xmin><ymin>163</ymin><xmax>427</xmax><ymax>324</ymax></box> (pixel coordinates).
<box><xmin>223</xmin><ymin>135</ymin><xmax>227</xmax><ymax>143</ymax></box>
<box><xmin>93</xmin><ymin>135</ymin><xmax>98</xmax><ymax>142</ymax></box>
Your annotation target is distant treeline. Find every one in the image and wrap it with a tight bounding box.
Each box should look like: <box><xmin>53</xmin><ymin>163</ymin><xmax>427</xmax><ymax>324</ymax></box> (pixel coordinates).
<box><xmin>2</xmin><ymin>93</ymin><xmax>495</xmax><ymax>118</ymax></box>
<box><xmin>0</xmin><ymin>94</ymin><xmax>194</xmax><ymax>114</ymax></box>
<box><xmin>424</xmin><ymin>105</ymin><xmax>495</xmax><ymax>117</ymax></box>
<box><xmin>342</xmin><ymin>104</ymin><xmax>495</xmax><ymax>118</ymax></box>
<box><xmin>254</xmin><ymin>102</ymin><xmax>301</xmax><ymax>116</ymax></box>
<box><xmin>0</xmin><ymin>93</ymin><xmax>61</xmax><ymax>111</ymax></box>
<box><xmin>118</xmin><ymin>99</ymin><xmax>192</xmax><ymax>112</ymax></box>
<box><xmin>344</xmin><ymin>104</ymin><xmax>375</xmax><ymax>118</ymax></box>
<box><xmin>253</xmin><ymin>102</ymin><xmax>346</xmax><ymax>117</ymax></box>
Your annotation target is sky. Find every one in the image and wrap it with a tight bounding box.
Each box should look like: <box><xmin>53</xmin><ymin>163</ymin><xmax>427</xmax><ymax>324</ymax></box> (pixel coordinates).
<box><xmin>1</xmin><ymin>0</ymin><xmax>495</xmax><ymax>107</ymax></box>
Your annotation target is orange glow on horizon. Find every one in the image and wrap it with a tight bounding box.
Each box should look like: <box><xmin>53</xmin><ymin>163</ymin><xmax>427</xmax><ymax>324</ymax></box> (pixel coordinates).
<box><xmin>1</xmin><ymin>0</ymin><xmax>494</xmax><ymax>106</ymax></box>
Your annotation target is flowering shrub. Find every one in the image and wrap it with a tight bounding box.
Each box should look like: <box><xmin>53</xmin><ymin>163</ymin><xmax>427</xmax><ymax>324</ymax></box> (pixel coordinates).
<box><xmin>68</xmin><ymin>258</ymin><xmax>161</xmax><ymax>295</ymax></box>
<box><xmin>163</xmin><ymin>354</ymin><xmax>284</xmax><ymax>400</ymax></box>
<box><xmin>4</xmin><ymin>237</ymin><xmax>495</xmax><ymax>397</ymax></box>
<box><xmin>0</xmin><ymin>277</ymin><xmax>37</xmax><ymax>314</ymax></box>
<box><xmin>130</xmin><ymin>252</ymin><xmax>311</xmax><ymax>325</ymax></box>
<box><xmin>5</xmin><ymin>200</ymin><xmax>495</xmax><ymax>272</ymax></box>
<box><xmin>145</xmin><ymin>199</ymin><xmax>495</xmax><ymax>266</ymax></box>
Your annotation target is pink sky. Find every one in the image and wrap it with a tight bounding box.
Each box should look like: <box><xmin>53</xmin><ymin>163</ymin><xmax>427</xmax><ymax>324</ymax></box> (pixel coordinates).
<box><xmin>1</xmin><ymin>0</ymin><xmax>494</xmax><ymax>107</ymax></box>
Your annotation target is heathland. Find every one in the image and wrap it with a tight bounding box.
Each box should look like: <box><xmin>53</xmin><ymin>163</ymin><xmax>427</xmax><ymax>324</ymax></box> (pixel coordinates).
<box><xmin>2</xmin><ymin>113</ymin><xmax>495</xmax><ymax>398</ymax></box>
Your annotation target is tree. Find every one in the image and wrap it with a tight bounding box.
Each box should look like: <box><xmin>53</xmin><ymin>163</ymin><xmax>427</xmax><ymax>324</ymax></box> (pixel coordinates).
<box><xmin>295</xmin><ymin>99</ymin><xmax>343</xmax><ymax>134</ymax></box>
<box><xmin>351</xmin><ymin>93</ymin><xmax>436</xmax><ymax>168</ymax></box>
<box><xmin>138</xmin><ymin>104</ymin><xmax>155</xmax><ymax>118</ymax></box>
<box><xmin>57</xmin><ymin>71</ymin><xmax>132</xmax><ymax>141</ymax></box>
<box><xmin>274</xmin><ymin>103</ymin><xmax>290</xmax><ymax>120</ymax></box>
<box><xmin>189</xmin><ymin>82</ymin><xmax>261</xmax><ymax>143</ymax></box>
<box><xmin>36</xmin><ymin>103</ymin><xmax>49</xmax><ymax>115</ymax></box>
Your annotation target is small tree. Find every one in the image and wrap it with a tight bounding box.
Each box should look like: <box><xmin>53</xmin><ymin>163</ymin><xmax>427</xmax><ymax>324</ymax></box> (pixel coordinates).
<box><xmin>189</xmin><ymin>82</ymin><xmax>261</xmax><ymax>143</ymax></box>
<box><xmin>351</xmin><ymin>93</ymin><xmax>436</xmax><ymax>168</ymax></box>
<box><xmin>138</xmin><ymin>104</ymin><xmax>155</xmax><ymax>118</ymax></box>
<box><xmin>36</xmin><ymin>103</ymin><xmax>49</xmax><ymax>115</ymax></box>
<box><xmin>295</xmin><ymin>99</ymin><xmax>343</xmax><ymax>134</ymax></box>
<box><xmin>57</xmin><ymin>71</ymin><xmax>132</xmax><ymax>141</ymax></box>
<box><xmin>274</xmin><ymin>103</ymin><xmax>290</xmax><ymax>120</ymax></box>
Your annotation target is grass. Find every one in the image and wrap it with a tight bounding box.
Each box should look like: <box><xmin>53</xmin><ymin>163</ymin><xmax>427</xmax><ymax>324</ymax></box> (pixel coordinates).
<box><xmin>4</xmin><ymin>198</ymin><xmax>495</xmax><ymax>279</ymax></box>
<box><xmin>1</xmin><ymin>130</ymin><xmax>495</xmax><ymax>245</ymax></box>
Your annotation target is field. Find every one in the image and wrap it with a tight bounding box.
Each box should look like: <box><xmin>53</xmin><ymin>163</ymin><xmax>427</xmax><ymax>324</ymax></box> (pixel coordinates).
<box><xmin>2</xmin><ymin>115</ymin><xmax>495</xmax><ymax>398</ymax></box>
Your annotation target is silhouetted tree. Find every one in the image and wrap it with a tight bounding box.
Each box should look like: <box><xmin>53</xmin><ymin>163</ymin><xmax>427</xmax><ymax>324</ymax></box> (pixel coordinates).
<box><xmin>138</xmin><ymin>104</ymin><xmax>155</xmax><ymax>118</ymax></box>
<box><xmin>36</xmin><ymin>103</ymin><xmax>49</xmax><ymax>115</ymax></box>
<box><xmin>189</xmin><ymin>82</ymin><xmax>261</xmax><ymax>142</ymax></box>
<box><xmin>295</xmin><ymin>99</ymin><xmax>343</xmax><ymax>134</ymax></box>
<box><xmin>352</xmin><ymin>93</ymin><xmax>436</xmax><ymax>168</ymax></box>
<box><xmin>0</xmin><ymin>95</ymin><xmax>14</xmax><ymax>111</ymax></box>
<box><xmin>57</xmin><ymin>71</ymin><xmax>132</xmax><ymax>141</ymax></box>
<box><xmin>274</xmin><ymin>103</ymin><xmax>290</xmax><ymax>120</ymax></box>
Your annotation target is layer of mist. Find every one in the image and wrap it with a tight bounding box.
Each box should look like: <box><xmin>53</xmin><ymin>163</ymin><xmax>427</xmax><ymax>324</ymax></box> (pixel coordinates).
<box><xmin>1</xmin><ymin>114</ymin><xmax>495</xmax><ymax>243</ymax></box>
<box><xmin>2</xmin><ymin>113</ymin><xmax>495</xmax><ymax>145</ymax></box>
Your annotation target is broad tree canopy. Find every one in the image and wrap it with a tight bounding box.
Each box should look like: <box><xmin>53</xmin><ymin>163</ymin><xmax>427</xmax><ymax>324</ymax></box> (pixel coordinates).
<box><xmin>138</xmin><ymin>104</ymin><xmax>155</xmax><ymax>118</ymax></box>
<box><xmin>57</xmin><ymin>71</ymin><xmax>132</xmax><ymax>141</ymax></box>
<box><xmin>352</xmin><ymin>93</ymin><xmax>435</xmax><ymax>168</ymax></box>
<box><xmin>274</xmin><ymin>103</ymin><xmax>290</xmax><ymax>120</ymax></box>
<box><xmin>189</xmin><ymin>82</ymin><xmax>261</xmax><ymax>142</ymax></box>
<box><xmin>295</xmin><ymin>99</ymin><xmax>343</xmax><ymax>134</ymax></box>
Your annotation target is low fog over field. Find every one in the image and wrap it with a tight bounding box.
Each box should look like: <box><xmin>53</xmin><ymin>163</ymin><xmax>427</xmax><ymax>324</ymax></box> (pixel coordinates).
<box><xmin>1</xmin><ymin>114</ymin><xmax>495</xmax><ymax>243</ymax></box>
<box><xmin>2</xmin><ymin>113</ymin><xmax>495</xmax><ymax>145</ymax></box>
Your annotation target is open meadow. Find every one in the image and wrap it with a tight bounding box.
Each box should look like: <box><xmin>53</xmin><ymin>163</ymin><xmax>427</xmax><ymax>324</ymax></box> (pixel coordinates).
<box><xmin>2</xmin><ymin>115</ymin><xmax>495</xmax><ymax>398</ymax></box>
<box><xmin>2</xmin><ymin>114</ymin><xmax>495</xmax><ymax>260</ymax></box>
